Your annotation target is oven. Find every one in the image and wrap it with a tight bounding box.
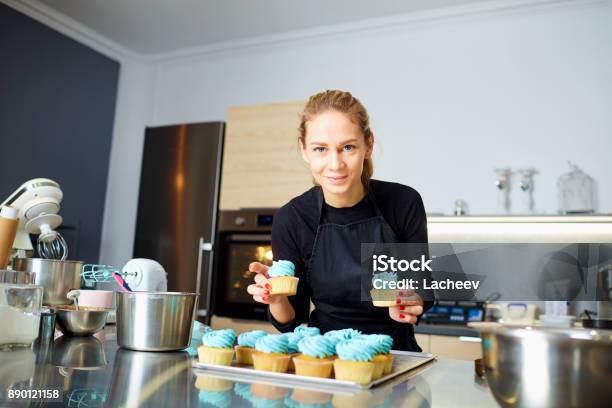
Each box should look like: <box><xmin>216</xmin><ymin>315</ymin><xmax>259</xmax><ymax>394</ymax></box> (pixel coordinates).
<box><xmin>212</xmin><ymin>208</ymin><xmax>277</xmax><ymax>320</ymax></box>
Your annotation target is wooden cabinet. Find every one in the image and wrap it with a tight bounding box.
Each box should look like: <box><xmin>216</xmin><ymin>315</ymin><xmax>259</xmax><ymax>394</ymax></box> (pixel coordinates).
<box><xmin>428</xmin><ymin>334</ymin><xmax>482</xmax><ymax>361</ymax></box>
<box><xmin>415</xmin><ymin>333</ymin><xmax>430</xmax><ymax>352</ymax></box>
<box><xmin>211</xmin><ymin>315</ymin><xmax>278</xmax><ymax>333</ymax></box>
<box><xmin>220</xmin><ymin>101</ymin><xmax>312</xmax><ymax>210</ymax></box>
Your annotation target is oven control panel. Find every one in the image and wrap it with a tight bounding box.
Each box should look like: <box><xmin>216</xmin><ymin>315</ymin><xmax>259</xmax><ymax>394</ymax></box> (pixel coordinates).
<box><xmin>219</xmin><ymin>209</ymin><xmax>277</xmax><ymax>232</ymax></box>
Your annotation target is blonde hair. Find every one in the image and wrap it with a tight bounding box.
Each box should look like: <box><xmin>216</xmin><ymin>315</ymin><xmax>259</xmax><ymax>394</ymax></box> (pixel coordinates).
<box><xmin>298</xmin><ymin>90</ymin><xmax>374</xmax><ymax>188</ymax></box>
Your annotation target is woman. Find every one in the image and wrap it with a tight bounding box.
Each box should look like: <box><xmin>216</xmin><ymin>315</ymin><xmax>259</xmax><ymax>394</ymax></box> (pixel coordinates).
<box><xmin>247</xmin><ymin>90</ymin><xmax>432</xmax><ymax>351</ymax></box>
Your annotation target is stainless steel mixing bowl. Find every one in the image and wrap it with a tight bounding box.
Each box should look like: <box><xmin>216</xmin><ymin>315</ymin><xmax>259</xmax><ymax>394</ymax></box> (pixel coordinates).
<box><xmin>12</xmin><ymin>258</ymin><xmax>83</xmax><ymax>305</ymax></box>
<box><xmin>474</xmin><ymin>323</ymin><xmax>612</xmax><ymax>408</ymax></box>
<box><xmin>55</xmin><ymin>308</ymin><xmax>108</xmax><ymax>336</ymax></box>
<box><xmin>116</xmin><ymin>291</ymin><xmax>198</xmax><ymax>351</ymax></box>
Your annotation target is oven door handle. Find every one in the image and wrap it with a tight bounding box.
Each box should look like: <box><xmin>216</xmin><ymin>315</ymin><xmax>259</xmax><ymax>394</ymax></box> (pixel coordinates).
<box><xmin>225</xmin><ymin>233</ymin><xmax>272</xmax><ymax>241</ymax></box>
<box><xmin>196</xmin><ymin>237</ymin><xmax>214</xmax><ymax>321</ymax></box>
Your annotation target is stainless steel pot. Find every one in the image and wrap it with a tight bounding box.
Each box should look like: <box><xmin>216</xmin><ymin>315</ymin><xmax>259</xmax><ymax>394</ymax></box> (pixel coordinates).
<box><xmin>474</xmin><ymin>323</ymin><xmax>612</xmax><ymax>408</ymax></box>
<box><xmin>12</xmin><ymin>258</ymin><xmax>82</xmax><ymax>305</ymax></box>
<box><xmin>116</xmin><ymin>292</ymin><xmax>198</xmax><ymax>351</ymax></box>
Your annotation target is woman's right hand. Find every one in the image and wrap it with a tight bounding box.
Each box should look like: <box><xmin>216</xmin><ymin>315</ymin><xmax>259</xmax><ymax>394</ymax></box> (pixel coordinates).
<box><xmin>246</xmin><ymin>262</ymin><xmax>286</xmax><ymax>305</ymax></box>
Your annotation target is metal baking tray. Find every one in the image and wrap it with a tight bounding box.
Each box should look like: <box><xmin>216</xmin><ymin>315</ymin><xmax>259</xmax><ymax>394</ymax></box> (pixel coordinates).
<box><xmin>192</xmin><ymin>350</ymin><xmax>435</xmax><ymax>391</ymax></box>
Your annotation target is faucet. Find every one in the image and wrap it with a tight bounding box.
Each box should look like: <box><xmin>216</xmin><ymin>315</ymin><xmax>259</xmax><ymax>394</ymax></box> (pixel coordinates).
<box><xmin>518</xmin><ymin>168</ymin><xmax>538</xmax><ymax>213</ymax></box>
<box><xmin>494</xmin><ymin>168</ymin><xmax>513</xmax><ymax>214</ymax></box>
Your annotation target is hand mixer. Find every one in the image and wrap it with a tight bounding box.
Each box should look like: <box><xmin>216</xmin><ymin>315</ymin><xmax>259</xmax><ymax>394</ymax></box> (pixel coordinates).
<box><xmin>81</xmin><ymin>264</ymin><xmax>134</xmax><ymax>292</ymax></box>
<box><xmin>81</xmin><ymin>259</ymin><xmax>168</xmax><ymax>292</ymax></box>
<box><xmin>1</xmin><ymin>178</ymin><xmax>68</xmax><ymax>260</ymax></box>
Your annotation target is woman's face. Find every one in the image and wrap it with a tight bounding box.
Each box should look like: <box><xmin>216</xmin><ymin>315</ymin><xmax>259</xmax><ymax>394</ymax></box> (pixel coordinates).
<box><xmin>301</xmin><ymin>110</ymin><xmax>372</xmax><ymax>199</ymax></box>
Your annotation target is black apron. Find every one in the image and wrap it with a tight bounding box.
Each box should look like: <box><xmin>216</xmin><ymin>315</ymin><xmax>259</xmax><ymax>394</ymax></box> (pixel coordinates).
<box><xmin>306</xmin><ymin>187</ymin><xmax>421</xmax><ymax>351</ymax></box>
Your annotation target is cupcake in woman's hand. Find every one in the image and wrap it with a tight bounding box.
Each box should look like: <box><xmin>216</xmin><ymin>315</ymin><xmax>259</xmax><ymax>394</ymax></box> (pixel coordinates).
<box><xmin>361</xmin><ymin>334</ymin><xmax>394</xmax><ymax>375</ymax></box>
<box><xmin>198</xmin><ymin>329</ymin><xmax>236</xmax><ymax>366</ymax></box>
<box><xmin>252</xmin><ymin>334</ymin><xmax>291</xmax><ymax>373</ymax></box>
<box><xmin>294</xmin><ymin>325</ymin><xmax>320</xmax><ymax>337</ymax></box>
<box><xmin>370</xmin><ymin>272</ymin><xmax>399</xmax><ymax>307</ymax></box>
<box><xmin>293</xmin><ymin>335</ymin><xmax>336</xmax><ymax>378</ymax></box>
<box><xmin>268</xmin><ymin>260</ymin><xmax>299</xmax><ymax>295</ymax></box>
<box><xmin>236</xmin><ymin>330</ymin><xmax>268</xmax><ymax>365</ymax></box>
<box><xmin>333</xmin><ymin>339</ymin><xmax>377</xmax><ymax>385</ymax></box>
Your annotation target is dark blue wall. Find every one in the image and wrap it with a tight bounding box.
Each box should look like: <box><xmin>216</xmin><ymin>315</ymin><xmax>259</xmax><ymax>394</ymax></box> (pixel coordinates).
<box><xmin>0</xmin><ymin>3</ymin><xmax>119</xmax><ymax>263</ymax></box>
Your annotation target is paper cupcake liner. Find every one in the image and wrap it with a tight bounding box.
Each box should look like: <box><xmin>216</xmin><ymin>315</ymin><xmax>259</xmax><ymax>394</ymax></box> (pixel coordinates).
<box><xmin>383</xmin><ymin>353</ymin><xmax>394</xmax><ymax>374</ymax></box>
<box><xmin>371</xmin><ymin>354</ymin><xmax>387</xmax><ymax>380</ymax></box>
<box><xmin>370</xmin><ymin>289</ymin><xmax>400</xmax><ymax>307</ymax></box>
<box><xmin>269</xmin><ymin>276</ymin><xmax>299</xmax><ymax>295</ymax></box>
<box><xmin>198</xmin><ymin>345</ymin><xmax>234</xmax><ymax>366</ymax></box>
<box><xmin>252</xmin><ymin>351</ymin><xmax>291</xmax><ymax>373</ymax></box>
<box><xmin>235</xmin><ymin>345</ymin><xmax>255</xmax><ymax>365</ymax></box>
<box><xmin>333</xmin><ymin>359</ymin><xmax>375</xmax><ymax>385</ymax></box>
<box><xmin>293</xmin><ymin>355</ymin><xmax>335</xmax><ymax>378</ymax></box>
<box><xmin>287</xmin><ymin>352</ymin><xmax>300</xmax><ymax>372</ymax></box>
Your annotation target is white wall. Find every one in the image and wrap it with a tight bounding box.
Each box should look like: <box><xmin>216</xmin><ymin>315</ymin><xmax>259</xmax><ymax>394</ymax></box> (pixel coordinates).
<box><xmin>151</xmin><ymin>0</ymin><xmax>612</xmax><ymax>216</ymax></box>
<box><xmin>98</xmin><ymin>59</ymin><xmax>156</xmax><ymax>266</ymax></box>
<box><xmin>100</xmin><ymin>0</ymin><xmax>612</xmax><ymax>266</ymax></box>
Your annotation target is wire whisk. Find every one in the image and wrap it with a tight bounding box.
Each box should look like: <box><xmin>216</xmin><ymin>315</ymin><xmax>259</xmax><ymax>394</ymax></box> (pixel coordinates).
<box><xmin>37</xmin><ymin>232</ymin><xmax>68</xmax><ymax>260</ymax></box>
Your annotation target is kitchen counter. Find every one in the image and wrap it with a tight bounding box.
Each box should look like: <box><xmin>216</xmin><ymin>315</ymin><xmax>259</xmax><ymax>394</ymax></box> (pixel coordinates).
<box><xmin>0</xmin><ymin>327</ymin><xmax>500</xmax><ymax>408</ymax></box>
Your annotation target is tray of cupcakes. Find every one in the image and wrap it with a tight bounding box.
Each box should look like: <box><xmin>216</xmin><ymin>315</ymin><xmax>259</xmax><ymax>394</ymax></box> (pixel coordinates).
<box><xmin>192</xmin><ymin>326</ymin><xmax>435</xmax><ymax>390</ymax></box>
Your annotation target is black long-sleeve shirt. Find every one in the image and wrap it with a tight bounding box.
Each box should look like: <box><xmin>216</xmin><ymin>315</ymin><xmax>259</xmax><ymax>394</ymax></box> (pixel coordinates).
<box><xmin>268</xmin><ymin>179</ymin><xmax>432</xmax><ymax>332</ymax></box>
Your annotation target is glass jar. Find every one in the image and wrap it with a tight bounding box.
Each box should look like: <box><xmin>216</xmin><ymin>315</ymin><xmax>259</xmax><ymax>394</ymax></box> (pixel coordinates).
<box><xmin>0</xmin><ymin>283</ymin><xmax>43</xmax><ymax>350</ymax></box>
<box><xmin>557</xmin><ymin>163</ymin><xmax>595</xmax><ymax>214</ymax></box>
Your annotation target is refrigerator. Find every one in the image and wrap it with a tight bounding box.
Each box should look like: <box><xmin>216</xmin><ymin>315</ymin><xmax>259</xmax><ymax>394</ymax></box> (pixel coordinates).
<box><xmin>133</xmin><ymin>122</ymin><xmax>224</xmax><ymax>323</ymax></box>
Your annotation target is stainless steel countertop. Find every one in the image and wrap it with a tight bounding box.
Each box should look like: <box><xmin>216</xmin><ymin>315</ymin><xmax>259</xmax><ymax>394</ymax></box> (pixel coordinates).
<box><xmin>0</xmin><ymin>327</ymin><xmax>500</xmax><ymax>407</ymax></box>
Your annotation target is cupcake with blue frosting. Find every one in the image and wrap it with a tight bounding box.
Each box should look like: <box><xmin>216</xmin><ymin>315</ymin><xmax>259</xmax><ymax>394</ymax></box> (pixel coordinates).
<box><xmin>293</xmin><ymin>335</ymin><xmax>336</xmax><ymax>378</ymax></box>
<box><xmin>253</xmin><ymin>334</ymin><xmax>291</xmax><ymax>373</ymax></box>
<box><xmin>294</xmin><ymin>325</ymin><xmax>320</xmax><ymax>337</ymax></box>
<box><xmin>198</xmin><ymin>329</ymin><xmax>236</xmax><ymax>366</ymax></box>
<box><xmin>361</xmin><ymin>334</ymin><xmax>394</xmax><ymax>375</ymax></box>
<box><xmin>323</xmin><ymin>328</ymin><xmax>362</xmax><ymax>347</ymax></box>
<box><xmin>236</xmin><ymin>330</ymin><xmax>268</xmax><ymax>365</ymax></box>
<box><xmin>268</xmin><ymin>260</ymin><xmax>299</xmax><ymax>295</ymax></box>
<box><xmin>333</xmin><ymin>339</ymin><xmax>377</xmax><ymax>385</ymax></box>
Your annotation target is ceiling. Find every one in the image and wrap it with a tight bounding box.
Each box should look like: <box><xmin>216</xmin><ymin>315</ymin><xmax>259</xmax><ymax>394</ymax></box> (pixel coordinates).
<box><xmin>38</xmin><ymin>0</ymin><xmax>498</xmax><ymax>55</ymax></box>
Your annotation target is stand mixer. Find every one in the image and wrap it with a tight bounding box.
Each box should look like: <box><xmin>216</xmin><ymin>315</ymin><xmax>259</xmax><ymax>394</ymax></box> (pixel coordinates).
<box><xmin>1</xmin><ymin>178</ymin><xmax>68</xmax><ymax>260</ymax></box>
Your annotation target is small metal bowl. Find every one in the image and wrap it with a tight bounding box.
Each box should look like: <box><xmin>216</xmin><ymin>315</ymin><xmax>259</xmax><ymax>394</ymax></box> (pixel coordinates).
<box><xmin>55</xmin><ymin>308</ymin><xmax>108</xmax><ymax>336</ymax></box>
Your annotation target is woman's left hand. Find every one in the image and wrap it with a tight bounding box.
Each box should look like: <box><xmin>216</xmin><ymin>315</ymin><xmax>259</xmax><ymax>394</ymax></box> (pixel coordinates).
<box><xmin>388</xmin><ymin>290</ymin><xmax>424</xmax><ymax>324</ymax></box>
